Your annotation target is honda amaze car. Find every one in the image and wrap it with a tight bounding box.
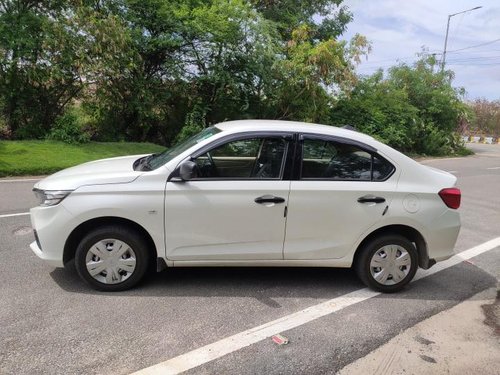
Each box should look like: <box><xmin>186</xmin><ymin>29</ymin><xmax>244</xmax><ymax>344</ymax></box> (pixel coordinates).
<box><xmin>30</xmin><ymin>120</ymin><xmax>461</xmax><ymax>292</ymax></box>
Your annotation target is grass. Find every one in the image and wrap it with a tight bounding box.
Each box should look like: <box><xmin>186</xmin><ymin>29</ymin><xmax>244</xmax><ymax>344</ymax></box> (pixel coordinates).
<box><xmin>0</xmin><ymin>140</ymin><xmax>165</xmax><ymax>177</ymax></box>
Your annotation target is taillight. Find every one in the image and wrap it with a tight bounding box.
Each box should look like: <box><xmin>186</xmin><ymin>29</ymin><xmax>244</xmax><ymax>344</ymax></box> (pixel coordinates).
<box><xmin>438</xmin><ymin>188</ymin><xmax>461</xmax><ymax>209</ymax></box>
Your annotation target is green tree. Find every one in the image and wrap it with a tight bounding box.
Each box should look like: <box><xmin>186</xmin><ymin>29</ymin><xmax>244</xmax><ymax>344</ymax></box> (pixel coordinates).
<box><xmin>87</xmin><ymin>0</ymin><xmax>368</xmax><ymax>144</ymax></box>
<box><xmin>331</xmin><ymin>70</ymin><xmax>418</xmax><ymax>151</ymax></box>
<box><xmin>0</xmin><ymin>0</ymin><xmax>133</xmax><ymax>138</ymax></box>
<box><xmin>85</xmin><ymin>0</ymin><xmax>278</xmax><ymax>143</ymax></box>
<box><xmin>332</xmin><ymin>55</ymin><xmax>470</xmax><ymax>155</ymax></box>
<box><xmin>266</xmin><ymin>25</ymin><xmax>369</xmax><ymax>122</ymax></box>
<box><xmin>0</xmin><ymin>0</ymin><xmax>369</xmax><ymax>145</ymax></box>
<box><xmin>251</xmin><ymin>0</ymin><xmax>352</xmax><ymax>41</ymax></box>
<box><xmin>389</xmin><ymin>56</ymin><xmax>470</xmax><ymax>154</ymax></box>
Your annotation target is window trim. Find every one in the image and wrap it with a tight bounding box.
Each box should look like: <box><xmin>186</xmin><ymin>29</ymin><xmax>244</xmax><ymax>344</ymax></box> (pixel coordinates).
<box><xmin>168</xmin><ymin>131</ymin><xmax>294</xmax><ymax>182</ymax></box>
<box><xmin>297</xmin><ymin>133</ymin><xmax>395</xmax><ymax>182</ymax></box>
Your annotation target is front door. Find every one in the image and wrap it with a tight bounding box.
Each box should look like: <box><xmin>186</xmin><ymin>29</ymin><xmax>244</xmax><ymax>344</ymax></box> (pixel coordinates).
<box><xmin>165</xmin><ymin>134</ymin><xmax>291</xmax><ymax>261</ymax></box>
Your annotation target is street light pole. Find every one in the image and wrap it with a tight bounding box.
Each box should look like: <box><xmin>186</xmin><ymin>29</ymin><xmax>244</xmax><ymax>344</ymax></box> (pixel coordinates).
<box><xmin>441</xmin><ymin>6</ymin><xmax>482</xmax><ymax>72</ymax></box>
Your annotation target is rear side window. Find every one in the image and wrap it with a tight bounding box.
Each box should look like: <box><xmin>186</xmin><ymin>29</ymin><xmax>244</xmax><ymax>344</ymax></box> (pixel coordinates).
<box><xmin>301</xmin><ymin>138</ymin><xmax>394</xmax><ymax>181</ymax></box>
<box><xmin>372</xmin><ymin>154</ymin><xmax>395</xmax><ymax>181</ymax></box>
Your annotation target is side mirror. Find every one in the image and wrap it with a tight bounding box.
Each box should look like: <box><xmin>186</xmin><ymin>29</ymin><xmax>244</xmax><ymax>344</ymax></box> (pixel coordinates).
<box><xmin>178</xmin><ymin>160</ymin><xmax>198</xmax><ymax>181</ymax></box>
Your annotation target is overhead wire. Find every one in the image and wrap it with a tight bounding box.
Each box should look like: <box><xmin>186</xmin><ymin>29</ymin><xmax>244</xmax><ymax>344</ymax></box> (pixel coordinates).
<box><xmin>446</xmin><ymin>38</ymin><xmax>500</xmax><ymax>53</ymax></box>
<box><xmin>448</xmin><ymin>61</ymin><xmax>500</xmax><ymax>66</ymax></box>
<box><xmin>353</xmin><ymin>38</ymin><xmax>500</xmax><ymax>71</ymax></box>
<box><xmin>447</xmin><ymin>55</ymin><xmax>500</xmax><ymax>62</ymax></box>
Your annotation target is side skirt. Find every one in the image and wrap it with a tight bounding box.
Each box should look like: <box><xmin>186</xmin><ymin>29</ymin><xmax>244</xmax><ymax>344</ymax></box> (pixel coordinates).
<box><xmin>169</xmin><ymin>259</ymin><xmax>353</xmax><ymax>268</ymax></box>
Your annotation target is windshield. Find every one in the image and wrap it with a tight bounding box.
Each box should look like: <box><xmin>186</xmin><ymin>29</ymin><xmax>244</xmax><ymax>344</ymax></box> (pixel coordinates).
<box><xmin>147</xmin><ymin>126</ymin><xmax>221</xmax><ymax>170</ymax></box>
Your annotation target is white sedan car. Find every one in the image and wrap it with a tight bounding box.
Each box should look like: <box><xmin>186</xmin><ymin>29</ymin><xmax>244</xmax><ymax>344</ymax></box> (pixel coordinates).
<box><xmin>30</xmin><ymin>120</ymin><xmax>461</xmax><ymax>292</ymax></box>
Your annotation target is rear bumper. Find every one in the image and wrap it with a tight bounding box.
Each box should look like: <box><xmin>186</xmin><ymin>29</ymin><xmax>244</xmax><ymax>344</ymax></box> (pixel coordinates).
<box><xmin>424</xmin><ymin>209</ymin><xmax>461</xmax><ymax>266</ymax></box>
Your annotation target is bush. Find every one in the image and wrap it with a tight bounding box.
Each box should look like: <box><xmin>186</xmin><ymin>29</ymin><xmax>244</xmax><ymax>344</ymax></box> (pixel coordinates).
<box><xmin>47</xmin><ymin>107</ymin><xmax>94</xmax><ymax>144</ymax></box>
<box><xmin>331</xmin><ymin>56</ymin><xmax>470</xmax><ymax>156</ymax></box>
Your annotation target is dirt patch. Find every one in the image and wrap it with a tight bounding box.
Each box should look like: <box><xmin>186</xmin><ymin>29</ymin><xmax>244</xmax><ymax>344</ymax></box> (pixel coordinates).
<box><xmin>481</xmin><ymin>289</ymin><xmax>500</xmax><ymax>336</ymax></box>
<box><xmin>12</xmin><ymin>226</ymin><xmax>33</xmax><ymax>236</ymax></box>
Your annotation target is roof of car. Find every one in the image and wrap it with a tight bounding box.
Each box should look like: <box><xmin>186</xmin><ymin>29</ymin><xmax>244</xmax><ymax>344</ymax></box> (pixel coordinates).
<box><xmin>215</xmin><ymin>120</ymin><xmax>375</xmax><ymax>143</ymax></box>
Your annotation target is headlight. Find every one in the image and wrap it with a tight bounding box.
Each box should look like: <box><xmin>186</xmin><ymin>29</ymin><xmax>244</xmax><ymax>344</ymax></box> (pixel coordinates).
<box><xmin>33</xmin><ymin>189</ymin><xmax>73</xmax><ymax>207</ymax></box>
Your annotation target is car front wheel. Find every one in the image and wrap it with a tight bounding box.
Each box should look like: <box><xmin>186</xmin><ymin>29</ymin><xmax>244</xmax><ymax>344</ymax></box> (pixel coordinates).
<box><xmin>75</xmin><ymin>225</ymin><xmax>150</xmax><ymax>291</ymax></box>
<box><xmin>355</xmin><ymin>234</ymin><xmax>418</xmax><ymax>293</ymax></box>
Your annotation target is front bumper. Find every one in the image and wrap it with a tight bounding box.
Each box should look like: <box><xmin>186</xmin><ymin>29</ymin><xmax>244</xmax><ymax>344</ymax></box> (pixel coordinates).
<box><xmin>30</xmin><ymin>204</ymin><xmax>74</xmax><ymax>268</ymax></box>
<box><xmin>30</xmin><ymin>241</ymin><xmax>63</xmax><ymax>267</ymax></box>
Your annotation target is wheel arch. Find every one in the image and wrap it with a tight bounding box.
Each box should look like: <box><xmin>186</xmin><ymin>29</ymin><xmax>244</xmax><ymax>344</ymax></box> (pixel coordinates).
<box><xmin>63</xmin><ymin>216</ymin><xmax>158</xmax><ymax>267</ymax></box>
<box><xmin>354</xmin><ymin>224</ymin><xmax>432</xmax><ymax>269</ymax></box>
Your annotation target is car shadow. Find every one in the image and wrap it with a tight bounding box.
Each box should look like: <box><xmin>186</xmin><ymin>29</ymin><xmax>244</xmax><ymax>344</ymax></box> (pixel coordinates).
<box><xmin>49</xmin><ymin>260</ymin><xmax>497</xmax><ymax>307</ymax></box>
<box><xmin>50</xmin><ymin>265</ymin><xmax>363</xmax><ymax>306</ymax></box>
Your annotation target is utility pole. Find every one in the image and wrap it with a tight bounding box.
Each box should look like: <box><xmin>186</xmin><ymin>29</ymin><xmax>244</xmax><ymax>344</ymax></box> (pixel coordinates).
<box><xmin>441</xmin><ymin>6</ymin><xmax>482</xmax><ymax>72</ymax></box>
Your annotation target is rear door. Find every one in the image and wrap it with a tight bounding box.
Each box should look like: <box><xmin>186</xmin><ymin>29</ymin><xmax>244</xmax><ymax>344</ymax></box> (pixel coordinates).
<box><xmin>284</xmin><ymin>134</ymin><xmax>398</xmax><ymax>260</ymax></box>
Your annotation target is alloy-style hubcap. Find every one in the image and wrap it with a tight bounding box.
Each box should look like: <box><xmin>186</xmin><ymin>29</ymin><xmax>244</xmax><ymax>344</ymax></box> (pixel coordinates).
<box><xmin>369</xmin><ymin>245</ymin><xmax>411</xmax><ymax>285</ymax></box>
<box><xmin>85</xmin><ymin>239</ymin><xmax>136</xmax><ymax>284</ymax></box>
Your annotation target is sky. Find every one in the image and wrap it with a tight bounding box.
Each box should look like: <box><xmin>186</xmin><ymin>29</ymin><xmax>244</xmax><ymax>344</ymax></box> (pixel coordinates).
<box><xmin>340</xmin><ymin>0</ymin><xmax>500</xmax><ymax>100</ymax></box>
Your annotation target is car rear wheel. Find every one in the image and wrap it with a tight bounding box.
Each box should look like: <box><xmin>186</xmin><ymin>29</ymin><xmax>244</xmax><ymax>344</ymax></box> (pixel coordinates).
<box><xmin>75</xmin><ymin>225</ymin><xmax>150</xmax><ymax>291</ymax></box>
<box><xmin>355</xmin><ymin>234</ymin><xmax>418</xmax><ymax>293</ymax></box>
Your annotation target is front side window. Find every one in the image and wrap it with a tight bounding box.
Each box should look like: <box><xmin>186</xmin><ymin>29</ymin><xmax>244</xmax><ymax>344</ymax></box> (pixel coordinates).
<box><xmin>301</xmin><ymin>138</ymin><xmax>394</xmax><ymax>181</ymax></box>
<box><xmin>194</xmin><ymin>137</ymin><xmax>287</xmax><ymax>179</ymax></box>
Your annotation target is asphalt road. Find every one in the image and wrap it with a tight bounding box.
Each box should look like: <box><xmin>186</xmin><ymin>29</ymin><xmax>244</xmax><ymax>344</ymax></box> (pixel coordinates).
<box><xmin>0</xmin><ymin>144</ymin><xmax>499</xmax><ymax>374</ymax></box>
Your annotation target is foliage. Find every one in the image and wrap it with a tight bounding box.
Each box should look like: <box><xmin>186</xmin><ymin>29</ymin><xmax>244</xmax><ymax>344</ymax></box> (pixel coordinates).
<box><xmin>174</xmin><ymin>103</ymin><xmax>207</xmax><ymax>143</ymax></box>
<box><xmin>0</xmin><ymin>0</ymin><xmax>134</xmax><ymax>139</ymax></box>
<box><xmin>0</xmin><ymin>140</ymin><xmax>164</xmax><ymax>177</ymax></box>
<box><xmin>331</xmin><ymin>70</ymin><xmax>416</xmax><ymax>150</ymax></box>
<box><xmin>268</xmin><ymin>26</ymin><xmax>370</xmax><ymax>123</ymax></box>
<box><xmin>0</xmin><ymin>0</ymin><xmax>367</xmax><ymax>146</ymax></box>
<box><xmin>0</xmin><ymin>1</ymin><xmax>477</xmax><ymax>157</ymax></box>
<box><xmin>332</xmin><ymin>55</ymin><xmax>471</xmax><ymax>155</ymax></box>
<box><xmin>467</xmin><ymin>99</ymin><xmax>500</xmax><ymax>136</ymax></box>
<box><xmin>47</xmin><ymin>106</ymin><xmax>93</xmax><ymax>144</ymax></box>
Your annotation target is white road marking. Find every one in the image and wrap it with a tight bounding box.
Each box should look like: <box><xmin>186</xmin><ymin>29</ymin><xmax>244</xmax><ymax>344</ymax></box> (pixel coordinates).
<box><xmin>447</xmin><ymin>170</ymin><xmax>458</xmax><ymax>173</ymax></box>
<box><xmin>0</xmin><ymin>178</ymin><xmax>40</xmax><ymax>183</ymax></box>
<box><xmin>0</xmin><ymin>212</ymin><xmax>30</xmax><ymax>218</ymax></box>
<box><xmin>132</xmin><ymin>237</ymin><xmax>500</xmax><ymax>375</ymax></box>
<box><xmin>413</xmin><ymin>237</ymin><xmax>500</xmax><ymax>282</ymax></box>
<box><xmin>486</xmin><ymin>167</ymin><xmax>500</xmax><ymax>170</ymax></box>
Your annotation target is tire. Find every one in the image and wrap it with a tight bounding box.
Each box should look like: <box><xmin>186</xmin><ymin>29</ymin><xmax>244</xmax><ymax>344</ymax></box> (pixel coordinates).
<box><xmin>355</xmin><ymin>234</ymin><xmax>418</xmax><ymax>293</ymax></box>
<box><xmin>75</xmin><ymin>225</ymin><xmax>150</xmax><ymax>292</ymax></box>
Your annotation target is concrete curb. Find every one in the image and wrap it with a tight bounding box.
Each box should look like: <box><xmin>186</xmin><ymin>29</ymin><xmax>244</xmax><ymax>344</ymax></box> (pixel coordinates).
<box><xmin>463</xmin><ymin>135</ymin><xmax>500</xmax><ymax>144</ymax></box>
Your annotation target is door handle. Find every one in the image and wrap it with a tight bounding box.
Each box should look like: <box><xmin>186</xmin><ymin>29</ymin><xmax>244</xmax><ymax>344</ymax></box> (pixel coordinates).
<box><xmin>255</xmin><ymin>195</ymin><xmax>286</xmax><ymax>204</ymax></box>
<box><xmin>357</xmin><ymin>195</ymin><xmax>386</xmax><ymax>204</ymax></box>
